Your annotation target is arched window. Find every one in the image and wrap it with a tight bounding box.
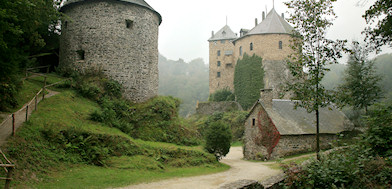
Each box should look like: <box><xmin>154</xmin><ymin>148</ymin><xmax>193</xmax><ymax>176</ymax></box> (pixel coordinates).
<box><xmin>239</xmin><ymin>46</ymin><xmax>242</xmax><ymax>56</ymax></box>
<box><xmin>250</xmin><ymin>43</ymin><xmax>253</xmax><ymax>51</ymax></box>
<box><xmin>279</xmin><ymin>41</ymin><xmax>283</xmax><ymax>49</ymax></box>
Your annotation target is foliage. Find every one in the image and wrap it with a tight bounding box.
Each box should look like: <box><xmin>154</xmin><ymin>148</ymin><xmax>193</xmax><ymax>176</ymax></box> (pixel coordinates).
<box><xmin>255</xmin><ymin>110</ymin><xmax>280</xmax><ymax>159</ymax></box>
<box><xmin>234</xmin><ymin>54</ymin><xmax>264</xmax><ymax>110</ymax></box>
<box><xmin>0</xmin><ymin>0</ymin><xmax>61</xmax><ymax>111</ymax></box>
<box><xmin>363</xmin><ymin>0</ymin><xmax>392</xmax><ymax>49</ymax></box>
<box><xmin>281</xmin><ymin>145</ymin><xmax>392</xmax><ymax>188</ymax></box>
<box><xmin>204</xmin><ymin>121</ymin><xmax>232</xmax><ymax>160</ymax></box>
<box><xmin>336</xmin><ymin>42</ymin><xmax>382</xmax><ymax>112</ymax></box>
<box><xmin>158</xmin><ymin>55</ymin><xmax>209</xmax><ymax>116</ymax></box>
<box><xmin>363</xmin><ymin>103</ymin><xmax>392</xmax><ymax>157</ymax></box>
<box><xmin>208</xmin><ymin>88</ymin><xmax>235</xmax><ymax>102</ymax></box>
<box><xmin>284</xmin><ymin>0</ymin><xmax>346</xmax><ymax>158</ymax></box>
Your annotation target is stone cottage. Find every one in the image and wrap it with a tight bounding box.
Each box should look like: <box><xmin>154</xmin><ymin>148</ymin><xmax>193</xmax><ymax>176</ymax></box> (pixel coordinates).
<box><xmin>59</xmin><ymin>0</ymin><xmax>161</xmax><ymax>102</ymax></box>
<box><xmin>243</xmin><ymin>89</ymin><xmax>353</xmax><ymax>160</ymax></box>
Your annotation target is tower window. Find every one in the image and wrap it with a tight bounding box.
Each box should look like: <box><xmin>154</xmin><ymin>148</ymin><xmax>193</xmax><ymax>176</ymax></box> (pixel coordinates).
<box><xmin>126</xmin><ymin>19</ymin><xmax>134</xmax><ymax>29</ymax></box>
<box><xmin>221</xmin><ymin>40</ymin><xmax>225</xmax><ymax>44</ymax></box>
<box><xmin>217</xmin><ymin>61</ymin><xmax>221</xmax><ymax>67</ymax></box>
<box><xmin>279</xmin><ymin>41</ymin><xmax>283</xmax><ymax>49</ymax></box>
<box><xmin>239</xmin><ymin>46</ymin><xmax>242</xmax><ymax>56</ymax></box>
<box><xmin>76</xmin><ymin>50</ymin><xmax>85</xmax><ymax>60</ymax></box>
<box><xmin>250</xmin><ymin>43</ymin><xmax>253</xmax><ymax>51</ymax></box>
<box><xmin>217</xmin><ymin>72</ymin><xmax>221</xmax><ymax>78</ymax></box>
<box><xmin>217</xmin><ymin>50</ymin><xmax>221</xmax><ymax>56</ymax></box>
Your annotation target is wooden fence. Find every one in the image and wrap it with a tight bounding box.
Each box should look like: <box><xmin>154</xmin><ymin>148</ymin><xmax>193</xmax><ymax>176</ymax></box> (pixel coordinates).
<box><xmin>0</xmin><ymin>150</ymin><xmax>14</xmax><ymax>189</ymax></box>
<box><xmin>0</xmin><ymin>73</ymin><xmax>70</xmax><ymax>188</ymax></box>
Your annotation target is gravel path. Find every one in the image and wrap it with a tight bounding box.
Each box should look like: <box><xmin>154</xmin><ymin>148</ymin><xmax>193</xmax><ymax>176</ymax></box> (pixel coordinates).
<box><xmin>117</xmin><ymin>147</ymin><xmax>282</xmax><ymax>189</ymax></box>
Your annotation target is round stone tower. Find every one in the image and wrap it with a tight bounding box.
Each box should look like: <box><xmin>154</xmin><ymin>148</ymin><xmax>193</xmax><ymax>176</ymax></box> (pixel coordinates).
<box><xmin>59</xmin><ymin>0</ymin><xmax>162</xmax><ymax>102</ymax></box>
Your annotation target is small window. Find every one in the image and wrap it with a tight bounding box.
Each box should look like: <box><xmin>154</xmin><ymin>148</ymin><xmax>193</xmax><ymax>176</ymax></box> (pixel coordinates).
<box><xmin>239</xmin><ymin>46</ymin><xmax>242</xmax><ymax>56</ymax></box>
<box><xmin>279</xmin><ymin>41</ymin><xmax>283</xmax><ymax>49</ymax></box>
<box><xmin>250</xmin><ymin>43</ymin><xmax>253</xmax><ymax>51</ymax></box>
<box><xmin>252</xmin><ymin>118</ymin><xmax>256</xmax><ymax>126</ymax></box>
<box><xmin>217</xmin><ymin>50</ymin><xmax>221</xmax><ymax>56</ymax></box>
<box><xmin>221</xmin><ymin>40</ymin><xmax>225</xmax><ymax>44</ymax></box>
<box><xmin>217</xmin><ymin>72</ymin><xmax>221</xmax><ymax>78</ymax></box>
<box><xmin>76</xmin><ymin>50</ymin><xmax>85</xmax><ymax>60</ymax></box>
<box><xmin>126</xmin><ymin>19</ymin><xmax>134</xmax><ymax>29</ymax></box>
<box><xmin>217</xmin><ymin>61</ymin><xmax>221</xmax><ymax>67</ymax></box>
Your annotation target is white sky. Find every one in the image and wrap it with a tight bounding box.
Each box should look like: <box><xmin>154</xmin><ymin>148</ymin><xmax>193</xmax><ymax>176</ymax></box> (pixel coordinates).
<box><xmin>147</xmin><ymin>0</ymin><xmax>391</xmax><ymax>64</ymax></box>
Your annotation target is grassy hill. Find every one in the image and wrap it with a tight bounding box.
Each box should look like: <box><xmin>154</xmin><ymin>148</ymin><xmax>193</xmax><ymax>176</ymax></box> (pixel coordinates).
<box><xmin>0</xmin><ymin>74</ymin><xmax>228</xmax><ymax>188</ymax></box>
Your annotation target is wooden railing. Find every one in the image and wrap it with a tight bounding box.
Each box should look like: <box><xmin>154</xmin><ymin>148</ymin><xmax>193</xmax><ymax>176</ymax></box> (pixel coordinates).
<box><xmin>0</xmin><ymin>149</ymin><xmax>14</xmax><ymax>189</ymax></box>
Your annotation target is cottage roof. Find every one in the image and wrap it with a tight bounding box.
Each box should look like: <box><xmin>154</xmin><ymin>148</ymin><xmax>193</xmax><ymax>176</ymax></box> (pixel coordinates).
<box><xmin>208</xmin><ymin>25</ymin><xmax>237</xmax><ymax>42</ymax></box>
<box><xmin>250</xmin><ymin>99</ymin><xmax>351</xmax><ymax>135</ymax></box>
<box><xmin>62</xmin><ymin>0</ymin><xmax>162</xmax><ymax>25</ymax></box>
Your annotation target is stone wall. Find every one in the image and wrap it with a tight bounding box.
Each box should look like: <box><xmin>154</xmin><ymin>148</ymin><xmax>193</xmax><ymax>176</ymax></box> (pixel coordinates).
<box><xmin>196</xmin><ymin>101</ymin><xmax>243</xmax><ymax>115</ymax></box>
<box><xmin>209</xmin><ymin>39</ymin><xmax>236</xmax><ymax>94</ymax></box>
<box><xmin>59</xmin><ymin>0</ymin><xmax>160</xmax><ymax>102</ymax></box>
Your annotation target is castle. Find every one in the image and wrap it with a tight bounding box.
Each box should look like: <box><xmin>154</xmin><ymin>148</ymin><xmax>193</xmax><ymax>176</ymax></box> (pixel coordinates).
<box><xmin>59</xmin><ymin>0</ymin><xmax>161</xmax><ymax>102</ymax></box>
<box><xmin>208</xmin><ymin>8</ymin><xmax>294</xmax><ymax>99</ymax></box>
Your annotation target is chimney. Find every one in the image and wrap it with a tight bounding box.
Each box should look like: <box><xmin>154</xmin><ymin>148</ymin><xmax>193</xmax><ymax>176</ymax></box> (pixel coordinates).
<box><xmin>255</xmin><ymin>18</ymin><xmax>258</xmax><ymax>27</ymax></box>
<box><xmin>211</xmin><ymin>31</ymin><xmax>214</xmax><ymax>38</ymax></box>
<box><xmin>262</xmin><ymin>12</ymin><xmax>265</xmax><ymax>20</ymax></box>
<box><xmin>260</xmin><ymin>89</ymin><xmax>273</xmax><ymax>109</ymax></box>
<box><xmin>281</xmin><ymin>13</ymin><xmax>285</xmax><ymax>19</ymax></box>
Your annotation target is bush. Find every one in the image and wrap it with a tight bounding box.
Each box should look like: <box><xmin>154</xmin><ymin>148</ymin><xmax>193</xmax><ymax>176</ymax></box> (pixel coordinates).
<box><xmin>204</xmin><ymin>121</ymin><xmax>232</xmax><ymax>160</ymax></box>
<box><xmin>209</xmin><ymin>88</ymin><xmax>235</xmax><ymax>102</ymax></box>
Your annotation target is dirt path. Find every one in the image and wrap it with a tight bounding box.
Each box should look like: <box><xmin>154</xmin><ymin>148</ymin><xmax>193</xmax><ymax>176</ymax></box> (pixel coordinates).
<box><xmin>0</xmin><ymin>89</ymin><xmax>59</xmax><ymax>145</ymax></box>
<box><xmin>117</xmin><ymin>147</ymin><xmax>282</xmax><ymax>189</ymax></box>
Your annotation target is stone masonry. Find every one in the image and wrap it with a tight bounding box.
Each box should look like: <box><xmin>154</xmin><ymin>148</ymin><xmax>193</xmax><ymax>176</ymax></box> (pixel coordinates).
<box><xmin>60</xmin><ymin>0</ymin><xmax>161</xmax><ymax>102</ymax></box>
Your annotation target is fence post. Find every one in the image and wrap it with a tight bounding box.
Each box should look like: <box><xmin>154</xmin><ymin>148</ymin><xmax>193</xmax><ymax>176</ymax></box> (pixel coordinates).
<box><xmin>12</xmin><ymin>114</ymin><xmax>15</xmax><ymax>136</ymax></box>
<box><xmin>43</xmin><ymin>76</ymin><xmax>47</xmax><ymax>100</ymax></box>
<box><xmin>4</xmin><ymin>166</ymin><xmax>14</xmax><ymax>189</ymax></box>
<box><xmin>25</xmin><ymin>105</ymin><xmax>29</xmax><ymax>122</ymax></box>
<box><xmin>35</xmin><ymin>95</ymin><xmax>37</xmax><ymax>111</ymax></box>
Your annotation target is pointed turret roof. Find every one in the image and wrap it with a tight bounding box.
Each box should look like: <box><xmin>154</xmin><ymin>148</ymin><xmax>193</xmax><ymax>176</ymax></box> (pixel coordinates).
<box><xmin>208</xmin><ymin>25</ymin><xmax>237</xmax><ymax>41</ymax></box>
<box><xmin>62</xmin><ymin>0</ymin><xmax>162</xmax><ymax>25</ymax></box>
<box><xmin>248</xmin><ymin>8</ymin><xmax>293</xmax><ymax>35</ymax></box>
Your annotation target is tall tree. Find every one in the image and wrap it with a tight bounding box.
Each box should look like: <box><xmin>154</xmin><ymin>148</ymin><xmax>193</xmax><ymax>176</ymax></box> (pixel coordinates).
<box><xmin>363</xmin><ymin>0</ymin><xmax>392</xmax><ymax>49</ymax></box>
<box><xmin>337</xmin><ymin>42</ymin><xmax>382</xmax><ymax>113</ymax></box>
<box><xmin>284</xmin><ymin>0</ymin><xmax>346</xmax><ymax>159</ymax></box>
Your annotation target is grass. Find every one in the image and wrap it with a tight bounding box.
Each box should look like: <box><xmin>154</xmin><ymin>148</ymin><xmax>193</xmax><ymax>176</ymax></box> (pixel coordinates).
<box><xmin>231</xmin><ymin>141</ymin><xmax>243</xmax><ymax>147</ymax></box>
<box><xmin>30</xmin><ymin>163</ymin><xmax>229</xmax><ymax>189</ymax></box>
<box><xmin>2</xmin><ymin>87</ymin><xmax>228</xmax><ymax>188</ymax></box>
<box><xmin>264</xmin><ymin>152</ymin><xmax>316</xmax><ymax>170</ymax></box>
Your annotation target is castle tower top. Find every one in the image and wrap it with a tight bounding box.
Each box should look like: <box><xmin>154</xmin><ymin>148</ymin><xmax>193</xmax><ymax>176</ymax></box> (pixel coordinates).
<box><xmin>247</xmin><ymin>8</ymin><xmax>293</xmax><ymax>35</ymax></box>
<box><xmin>62</xmin><ymin>0</ymin><xmax>162</xmax><ymax>25</ymax></box>
<box><xmin>208</xmin><ymin>25</ymin><xmax>237</xmax><ymax>42</ymax></box>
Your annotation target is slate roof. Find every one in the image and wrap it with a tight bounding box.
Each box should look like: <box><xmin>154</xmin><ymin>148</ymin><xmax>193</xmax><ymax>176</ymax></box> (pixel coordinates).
<box><xmin>250</xmin><ymin>99</ymin><xmax>352</xmax><ymax>135</ymax></box>
<box><xmin>248</xmin><ymin>9</ymin><xmax>293</xmax><ymax>35</ymax></box>
<box><xmin>62</xmin><ymin>0</ymin><xmax>162</xmax><ymax>25</ymax></box>
<box><xmin>208</xmin><ymin>25</ymin><xmax>238</xmax><ymax>41</ymax></box>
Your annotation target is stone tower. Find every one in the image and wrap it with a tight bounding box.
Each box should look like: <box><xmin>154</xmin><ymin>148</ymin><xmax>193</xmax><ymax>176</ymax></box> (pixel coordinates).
<box><xmin>60</xmin><ymin>0</ymin><xmax>162</xmax><ymax>102</ymax></box>
<box><xmin>208</xmin><ymin>25</ymin><xmax>237</xmax><ymax>94</ymax></box>
<box><xmin>209</xmin><ymin>8</ymin><xmax>294</xmax><ymax>99</ymax></box>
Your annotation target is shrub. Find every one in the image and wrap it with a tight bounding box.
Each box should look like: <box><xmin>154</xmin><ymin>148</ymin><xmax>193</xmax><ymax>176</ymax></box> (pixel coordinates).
<box><xmin>204</xmin><ymin>121</ymin><xmax>232</xmax><ymax>160</ymax></box>
<box><xmin>209</xmin><ymin>88</ymin><xmax>235</xmax><ymax>102</ymax></box>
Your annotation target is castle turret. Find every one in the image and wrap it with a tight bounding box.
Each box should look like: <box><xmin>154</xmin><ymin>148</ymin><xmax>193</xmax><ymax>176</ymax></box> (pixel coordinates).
<box><xmin>59</xmin><ymin>0</ymin><xmax>161</xmax><ymax>102</ymax></box>
<box><xmin>208</xmin><ymin>25</ymin><xmax>237</xmax><ymax>94</ymax></box>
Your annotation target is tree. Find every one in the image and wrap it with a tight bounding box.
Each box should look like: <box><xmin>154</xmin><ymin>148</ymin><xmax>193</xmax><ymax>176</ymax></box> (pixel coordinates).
<box><xmin>363</xmin><ymin>0</ymin><xmax>392</xmax><ymax>49</ymax></box>
<box><xmin>204</xmin><ymin>121</ymin><xmax>232</xmax><ymax>160</ymax></box>
<box><xmin>234</xmin><ymin>54</ymin><xmax>264</xmax><ymax>110</ymax></box>
<box><xmin>208</xmin><ymin>88</ymin><xmax>235</xmax><ymax>102</ymax></box>
<box><xmin>284</xmin><ymin>0</ymin><xmax>346</xmax><ymax>159</ymax></box>
<box><xmin>337</xmin><ymin>42</ymin><xmax>382</xmax><ymax>113</ymax></box>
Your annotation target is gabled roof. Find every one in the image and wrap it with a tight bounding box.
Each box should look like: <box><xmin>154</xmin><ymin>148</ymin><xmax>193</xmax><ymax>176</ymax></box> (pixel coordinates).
<box><xmin>208</xmin><ymin>25</ymin><xmax>237</xmax><ymax>42</ymax></box>
<box><xmin>248</xmin><ymin>9</ymin><xmax>293</xmax><ymax>35</ymax></box>
<box><xmin>249</xmin><ymin>99</ymin><xmax>352</xmax><ymax>135</ymax></box>
<box><xmin>61</xmin><ymin>0</ymin><xmax>162</xmax><ymax>25</ymax></box>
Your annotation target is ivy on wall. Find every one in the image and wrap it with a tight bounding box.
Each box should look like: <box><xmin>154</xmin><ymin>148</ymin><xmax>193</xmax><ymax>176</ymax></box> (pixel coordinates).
<box><xmin>234</xmin><ymin>53</ymin><xmax>264</xmax><ymax>110</ymax></box>
<box><xmin>255</xmin><ymin>109</ymin><xmax>280</xmax><ymax>159</ymax></box>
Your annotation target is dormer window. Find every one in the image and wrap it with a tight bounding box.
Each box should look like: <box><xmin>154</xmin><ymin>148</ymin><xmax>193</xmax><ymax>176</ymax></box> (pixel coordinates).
<box><xmin>222</xmin><ymin>31</ymin><xmax>226</xmax><ymax>36</ymax></box>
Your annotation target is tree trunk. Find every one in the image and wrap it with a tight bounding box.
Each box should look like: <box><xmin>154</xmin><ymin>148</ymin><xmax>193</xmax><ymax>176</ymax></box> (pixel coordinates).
<box><xmin>316</xmin><ymin>109</ymin><xmax>320</xmax><ymax>160</ymax></box>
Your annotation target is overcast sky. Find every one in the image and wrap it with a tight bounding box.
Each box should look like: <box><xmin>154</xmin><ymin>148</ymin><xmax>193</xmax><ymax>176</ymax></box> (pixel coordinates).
<box><xmin>147</xmin><ymin>0</ymin><xmax>391</xmax><ymax>64</ymax></box>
